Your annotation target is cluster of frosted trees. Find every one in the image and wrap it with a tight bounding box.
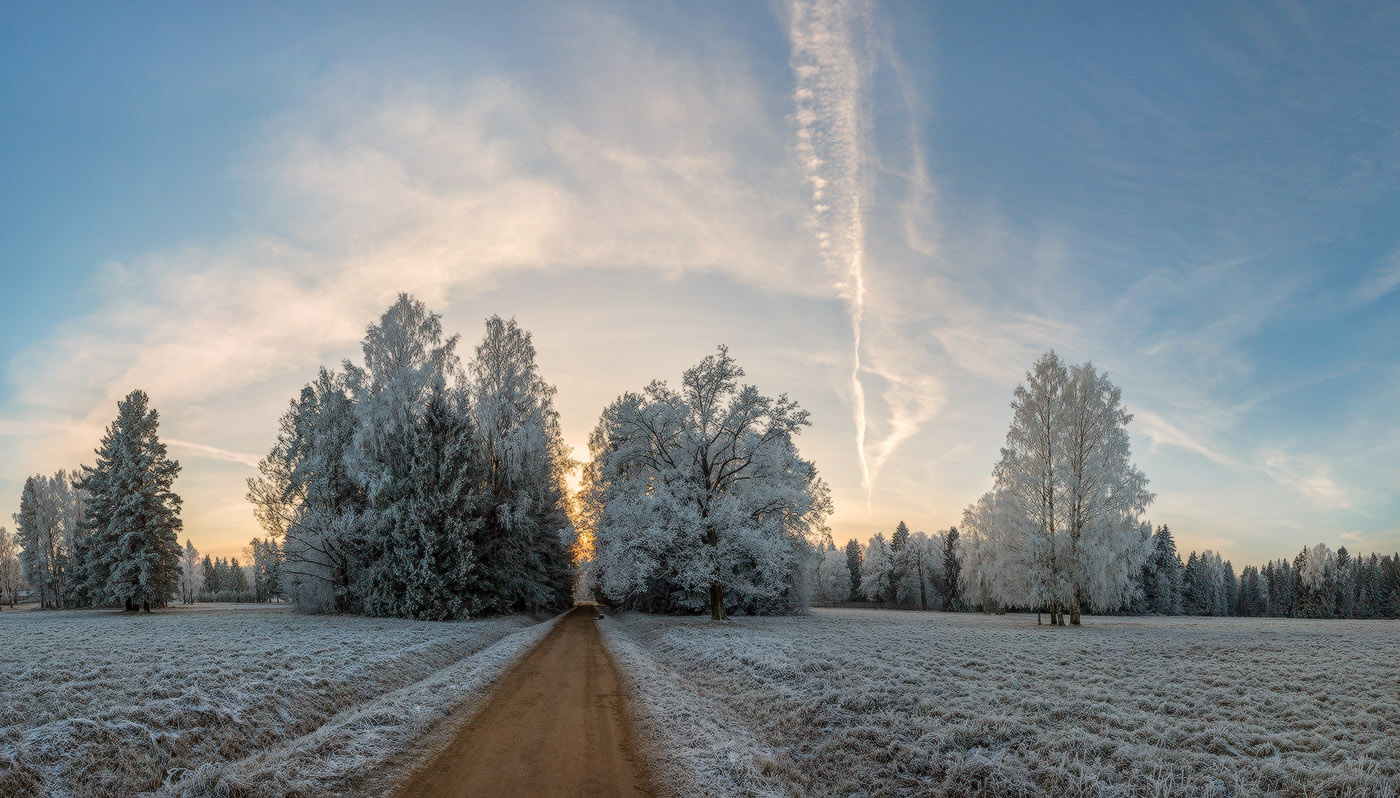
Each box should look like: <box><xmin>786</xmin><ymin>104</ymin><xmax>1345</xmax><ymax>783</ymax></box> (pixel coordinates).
<box><xmin>579</xmin><ymin>346</ymin><xmax>832</xmax><ymax>620</ymax></box>
<box><xmin>959</xmin><ymin>352</ymin><xmax>1155</xmax><ymax>626</ymax></box>
<box><xmin>246</xmin><ymin>295</ymin><xmax>573</xmax><ymax>620</ymax></box>
<box><xmin>1133</xmin><ymin>527</ymin><xmax>1400</xmax><ymax>619</ymax></box>
<box><xmin>9</xmin><ymin>390</ymin><xmax>184</xmax><ymax>611</ymax></box>
<box><xmin>820</xmin><ymin>522</ymin><xmax>964</xmax><ymax>610</ymax></box>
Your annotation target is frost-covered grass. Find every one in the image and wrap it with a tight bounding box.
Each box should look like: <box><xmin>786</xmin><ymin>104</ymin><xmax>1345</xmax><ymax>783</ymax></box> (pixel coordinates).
<box><xmin>603</xmin><ymin>608</ymin><xmax>1400</xmax><ymax>797</ymax></box>
<box><xmin>0</xmin><ymin>604</ymin><xmax>545</xmax><ymax>797</ymax></box>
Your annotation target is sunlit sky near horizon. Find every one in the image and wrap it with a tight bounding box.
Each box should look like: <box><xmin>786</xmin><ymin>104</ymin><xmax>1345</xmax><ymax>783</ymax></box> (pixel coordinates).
<box><xmin>2</xmin><ymin>1</ymin><xmax>1398</xmax><ymax>565</ymax></box>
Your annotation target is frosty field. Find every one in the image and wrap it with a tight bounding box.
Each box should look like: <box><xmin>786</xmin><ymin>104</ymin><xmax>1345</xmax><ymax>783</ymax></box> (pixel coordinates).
<box><xmin>0</xmin><ymin>605</ymin><xmax>547</xmax><ymax>797</ymax></box>
<box><xmin>603</xmin><ymin>608</ymin><xmax>1400</xmax><ymax>797</ymax></box>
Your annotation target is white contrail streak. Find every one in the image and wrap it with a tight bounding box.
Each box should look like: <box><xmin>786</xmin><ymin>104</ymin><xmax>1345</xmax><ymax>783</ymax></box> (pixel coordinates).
<box><xmin>788</xmin><ymin>0</ymin><xmax>875</xmax><ymax>500</ymax></box>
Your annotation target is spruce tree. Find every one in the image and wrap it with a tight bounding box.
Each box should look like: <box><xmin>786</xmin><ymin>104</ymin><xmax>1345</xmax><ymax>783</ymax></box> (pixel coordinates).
<box><xmin>889</xmin><ymin>521</ymin><xmax>910</xmax><ymax>605</ymax></box>
<box><xmin>1144</xmin><ymin>525</ymin><xmax>1183</xmax><ymax>614</ymax></box>
<box><xmin>1182</xmin><ymin>551</ymin><xmax>1203</xmax><ymax>615</ymax></box>
<box><xmin>201</xmin><ymin>554</ymin><xmax>217</xmax><ymax>594</ymax></box>
<box><xmin>1335</xmin><ymin>546</ymin><xmax>1355</xmax><ymax>619</ymax></box>
<box><xmin>12</xmin><ymin>477</ymin><xmax>43</xmax><ymax>606</ymax></box>
<box><xmin>845</xmin><ymin>539</ymin><xmax>862</xmax><ymax>601</ymax></box>
<box><xmin>391</xmin><ymin>384</ymin><xmax>485</xmax><ymax>619</ymax></box>
<box><xmin>78</xmin><ymin>390</ymin><xmax>183</xmax><ymax>611</ymax></box>
<box><xmin>942</xmin><ymin>527</ymin><xmax>962</xmax><ymax>611</ymax></box>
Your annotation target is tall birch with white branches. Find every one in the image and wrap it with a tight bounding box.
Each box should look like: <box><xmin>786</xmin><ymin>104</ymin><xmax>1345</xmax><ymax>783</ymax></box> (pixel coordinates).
<box><xmin>967</xmin><ymin>351</ymin><xmax>1154</xmax><ymax>625</ymax></box>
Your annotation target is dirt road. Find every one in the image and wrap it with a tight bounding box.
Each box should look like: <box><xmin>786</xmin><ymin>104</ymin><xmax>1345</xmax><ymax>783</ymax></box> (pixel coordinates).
<box><xmin>399</xmin><ymin>606</ymin><xmax>654</xmax><ymax>798</ymax></box>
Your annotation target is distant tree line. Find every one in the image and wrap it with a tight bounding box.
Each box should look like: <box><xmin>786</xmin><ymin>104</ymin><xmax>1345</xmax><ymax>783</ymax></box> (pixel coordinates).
<box><xmin>832</xmin><ymin>519</ymin><xmax>1400</xmax><ymax>621</ymax></box>
<box><xmin>819</xmin><ymin>522</ymin><xmax>965</xmax><ymax>612</ymax></box>
<box><xmin>845</xmin><ymin>350</ymin><xmax>1400</xmax><ymax>623</ymax></box>
<box><xmin>245</xmin><ymin>294</ymin><xmax>574</xmax><ymax>620</ymax></box>
<box><xmin>1126</xmin><ymin>527</ymin><xmax>1400</xmax><ymax>619</ymax></box>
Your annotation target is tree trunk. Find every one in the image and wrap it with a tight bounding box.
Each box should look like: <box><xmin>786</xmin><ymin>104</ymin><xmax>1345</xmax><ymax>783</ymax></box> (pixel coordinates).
<box><xmin>1069</xmin><ymin>596</ymin><xmax>1082</xmax><ymax>626</ymax></box>
<box><xmin>919</xmin><ymin>576</ymin><xmax>927</xmax><ymax>612</ymax></box>
<box><xmin>709</xmin><ymin>582</ymin><xmax>727</xmax><ymax>621</ymax></box>
<box><xmin>124</xmin><ymin>597</ymin><xmax>134</xmax><ymax>612</ymax></box>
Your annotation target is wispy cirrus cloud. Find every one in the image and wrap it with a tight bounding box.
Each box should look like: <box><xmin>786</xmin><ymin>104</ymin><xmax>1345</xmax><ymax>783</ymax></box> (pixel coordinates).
<box><xmin>788</xmin><ymin>0</ymin><xmax>876</xmax><ymax>499</ymax></box>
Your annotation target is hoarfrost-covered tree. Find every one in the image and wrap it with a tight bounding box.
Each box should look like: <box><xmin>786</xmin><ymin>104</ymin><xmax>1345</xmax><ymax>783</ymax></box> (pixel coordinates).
<box><xmin>889</xmin><ymin>521</ymin><xmax>910</xmax><ymax>603</ymax></box>
<box><xmin>343</xmin><ymin>294</ymin><xmax>479</xmax><ymax>618</ymax></box>
<box><xmin>958</xmin><ymin>490</ymin><xmax>1030</xmax><ymax>613</ymax></box>
<box><xmin>248</xmin><ymin>537</ymin><xmax>283</xmax><ymax>602</ymax></box>
<box><xmin>893</xmin><ymin>530</ymin><xmax>938</xmax><ymax>610</ymax></box>
<box><xmin>860</xmin><ymin>534</ymin><xmax>893</xmax><ymax>603</ymax></box>
<box><xmin>815</xmin><ymin>547</ymin><xmax>851</xmax><ymax>606</ymax></box>
<box><xmin>229</xmin><ymin>557</ymin><xmax>249</xmax><ymax>594</ymax></box>
<box><xmin>468</xmin><ymin>315</ymin><xmax>574</xmax><ymax>614</ymax></box>
<box><xmin>179</xmin><ymin>540</ymin><xmax>203</xmax><ymax>604</ymax></box>
<box><xmin>255</xmin><ymin>297</ymin><xmax>573</xmax><ymax>618</ymax></box>
<box><xmin>0</xmin><ymin>526</ymin><xmax>22</xmax><ymax>608</ymax></box>
<box><xmin>941</xmin><ymin>526</ymin><xmax>962</xmax><ymax>611</ymax></box>
<box><xmin>13</xmin><ymin>471</ymin><xmax>83</xmax><ymax>609</ymax></box>
<box><xmin>1238</xmin><ymin>565</ymin><xmax>1265</xmax><ymax>617</ymax></box>
<box><xmin>1140</xmin><ymin>525</ymin><xmax>1183</xmax><ymax>615</ymax></box>
<box><xmin>13</xmin><ymin>477</ymin><xmax>48</xmax><ymax>606</ymax></box>
<box><xmin>276</xmin><ymin>368</ymin><xmax>362</xmax><ymax>612</ymax></box>
<box><xmin>78</xmin><ymin>390</ymin><xmax>183</xmax><ymax>611</ymax></box>
<box><xmin>845</xmin><ymin>538</ymin><xmax>863</xmax><ymax>601</ymax></box>
<box><xmin>1334</xmin><ymin>546</ymin><xmax>1356</xmax><ymax>619</ymax></box>
<box><xmin>967</xmin><ymin>352</ymin><xmax>1154</xmax><ymax>625</ymax></box>
<box><xmin>200</xmin><ymin>554</ymin><xmax>217</xmax><ymax>597</ymax></box>
<box><xmin>1297</xmin><ymin>542</ymin><xmax>1337</xmax><ymax>619</ymax></box>
<box><xmin>589</xmin><ymin>346</ymin><xmax>832</xmax><ymax>619</ymax></box>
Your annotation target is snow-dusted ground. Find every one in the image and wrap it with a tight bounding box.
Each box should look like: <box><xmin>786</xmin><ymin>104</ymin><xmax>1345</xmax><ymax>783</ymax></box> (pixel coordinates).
<box><xmin>0</xmin><ymin>605</ymin><xmax>551</xmax><ymax>797</ymax></box>
<box><xmin>602</xmin><ymin>608</ymin><xmax>1400</xmax><ymax>797</ymax></box>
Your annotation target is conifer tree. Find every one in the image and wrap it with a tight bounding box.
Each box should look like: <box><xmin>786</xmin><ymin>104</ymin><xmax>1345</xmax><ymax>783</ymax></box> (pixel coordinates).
<box><xmin>1143</xmin><ymin>525</ymin><xmax>1183</xmax><ymax>614</ymax></box>
<box><xmin>889</xmin><ymin>521</ymin><xmax>910</xmax><ymax>604</ymax></box>
<box><xmin>78</xmin><ymin>390</ymin><xmax>183</xmax><ymax>611</ymax></box>
<box><xmin>845</xmin><ymin>538</ymin><xmax>863</xmax><ymax>601</ymax></box>
<box><xmin>200</xmin><ymin>554</ymin><xmax>217</xmax><ymax>595</ymax></box>
<box><xmin>941</xmin><ymin>527</ymin><xmax>962</xmax><ymax>611</ymax></box>
<box><xmin>1182</xmin><ymin>551</ymin><xmax>1204</xmax><ymax>615</ymax></box>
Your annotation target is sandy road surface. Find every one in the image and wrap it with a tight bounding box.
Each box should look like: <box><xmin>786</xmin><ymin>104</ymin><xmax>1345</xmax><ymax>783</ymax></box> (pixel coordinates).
<box><xmin>400</xmin><ymin>606</ymin><xmax>654</xmax><ymax>798</ymax></box>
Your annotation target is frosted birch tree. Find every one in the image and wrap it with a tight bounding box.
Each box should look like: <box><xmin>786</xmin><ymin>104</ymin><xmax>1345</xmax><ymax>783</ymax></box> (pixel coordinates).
<box><xmin>179</xmin><ymin>540</ymin><xmax>203</xmax><ymax>604</ymax></box>
<box><xmin>0</xmin><ymin>526</ymin><xmax>22</xmax><ymax>608</ymax></box>
<box><xmin>966</xmin><ymin>352</ymin><xmax>1153</xmax><ymax>625</ymax></box>
<box><xmin>589</xmin><ymin>346</ymin><xmax>831</xmax><ymax>619</ymax></box>
<box><xmin>959</xmin><ymin>490</ymin><xmax>1036</xmax><ymax>613</ymax></box>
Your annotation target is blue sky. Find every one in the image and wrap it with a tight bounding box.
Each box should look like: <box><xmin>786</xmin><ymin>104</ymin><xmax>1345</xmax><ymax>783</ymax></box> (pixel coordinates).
<box><xmin>2</xmin><ymin>1</ymin><xmax>1397</xmax><ymax>562</ymax></box>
